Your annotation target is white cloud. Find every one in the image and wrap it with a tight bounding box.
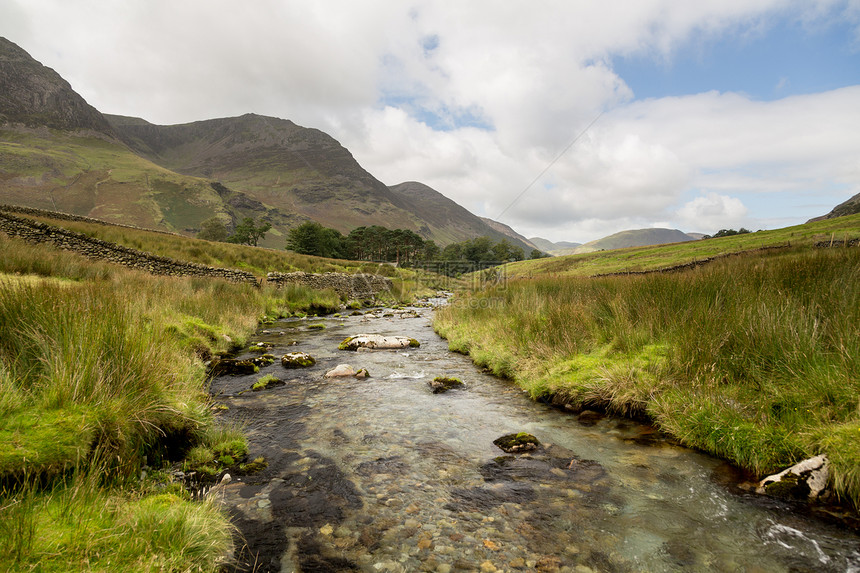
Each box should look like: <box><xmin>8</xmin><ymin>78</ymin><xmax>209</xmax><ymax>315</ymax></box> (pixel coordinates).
<box><xmin>676</xmin><ymin>192</ymin><xmax>750</xmax><ymax>232</ymax></box>
<box><xmin>2</xmin><ymin>0</ymin><xmax>858</xmax><ymax>243</ymax></box>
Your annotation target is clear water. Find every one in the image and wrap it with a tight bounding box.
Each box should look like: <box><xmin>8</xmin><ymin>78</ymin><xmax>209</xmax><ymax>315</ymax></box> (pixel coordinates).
<box><xmin>210</xmin><ymin>304</ymin><xmax>860</xmax><ymax>573</ymax></box>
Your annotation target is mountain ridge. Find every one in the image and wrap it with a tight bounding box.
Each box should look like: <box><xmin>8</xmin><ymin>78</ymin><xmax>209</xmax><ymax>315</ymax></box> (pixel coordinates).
<box><xmin>0</xmin><ymin>38</ymin><xmax>114</xmax><ymax>134</ymax></box>
<box><xmin>808</xmin><ymin>192</ymin><xmax>860</xmax><ymax>222</ymax></box>
<box><xmin>0</xmin><ymin>36</ymin><xmax>535</xmax><ymax>249</ymax></box>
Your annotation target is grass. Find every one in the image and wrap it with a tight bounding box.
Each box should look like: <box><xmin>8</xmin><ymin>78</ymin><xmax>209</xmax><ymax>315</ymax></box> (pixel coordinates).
<box><xmin>0</xmin><ymin>224</ymin><xmax>412</xmax><ymax>571</ymax></box>
<box><xmin>435</xmin><ymin>245</ymin><xmax>860</xmax><ymax>504</ymax></box>
<box><xmin>9</xmin><ymin>211</ymin><xmax>443</xmax><ymax>303</ymax></box>
<box><xmin>0</xmin><ymin>471</ymin><xmax>233</xmax><ymax>572</ymax></box>
<box><xmin>501</xmin><ymin>212</ymin><xmax>860</xmax><ymax>279</ymax></box>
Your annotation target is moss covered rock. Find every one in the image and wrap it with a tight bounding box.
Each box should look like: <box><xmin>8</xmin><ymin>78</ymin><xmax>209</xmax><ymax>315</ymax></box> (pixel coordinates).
<box><xmin>428</xmin><ymin>376</ymin><xmax>464</xmax><ymax>394</ymax></box>
<box><xmin>209</xmin><ymin>358</ymin><xmax>258</xmax><ymax>376</ymax></box>
<box><xmin>251</xmin><ymin>375</ymin><xmax>285</xmax><ymax>392</ymax></box>
<box><xmin>493</xmin><ymin>432</ymin><xmax>540</xmax><ymax>454</ymax></box>
<box><xmin>756</xmin><ymin>454</ymin><xmax>830</xmax><ymax>501</ymax></box>
<box><xmin>281</xmin><ymin>352</ymin><xmax>316</xmax><ymax>369</ymax></box>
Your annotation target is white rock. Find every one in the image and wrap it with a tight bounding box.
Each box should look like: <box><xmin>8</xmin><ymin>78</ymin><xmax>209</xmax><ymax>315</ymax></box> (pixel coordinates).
<box><xmin>339</xmin><ymin>334</ymin><xmax>419</xmax><ymax>351</ymax></box>
<box><xmin>757</xmin><ymin>454</ymin><xmax>830</xmax><ymax>500</ymax></box>
<box><xmin>325</xmin><ymin>364</ymin><xmax>357</xmax><ymax>377</ymax></box>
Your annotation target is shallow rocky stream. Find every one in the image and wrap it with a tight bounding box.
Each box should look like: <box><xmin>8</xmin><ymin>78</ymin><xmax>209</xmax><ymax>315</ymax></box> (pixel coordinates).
<box><xmin>208</xmin><ymin>302</ymin><xmax>860</xmax><ymax>573</ymax></box>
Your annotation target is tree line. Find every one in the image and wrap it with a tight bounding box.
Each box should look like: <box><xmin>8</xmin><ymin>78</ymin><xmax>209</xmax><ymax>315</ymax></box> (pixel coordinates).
<box><xmin>198</xmin><ymin>216</ymin><xmax>548</xmax><ymax>266</ymax></box>
<box><xmin>702</xmin><ymin>228</ymin><xmax>752</xmax><ymax>240</ymax></box>
<box><xmin>197</xmin><ymin>216</ymin><xmax>271</xmax><ymax>247</ymax></box>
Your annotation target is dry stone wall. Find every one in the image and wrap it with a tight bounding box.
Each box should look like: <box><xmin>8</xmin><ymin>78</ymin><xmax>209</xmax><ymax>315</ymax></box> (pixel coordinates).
<box><xmin>0</xmin><ymin>204</ymin><xmax>181</xmax><ymax>236</ymax></box>
<box><xmin>0</xmin><ymin>210</ymin><xmax>258</xmax><ymax>284</ymax></box>
<box><xmin>266</xmin><ymin>271</ymin><xmax>393</xmax><ymax>299</ymax></box>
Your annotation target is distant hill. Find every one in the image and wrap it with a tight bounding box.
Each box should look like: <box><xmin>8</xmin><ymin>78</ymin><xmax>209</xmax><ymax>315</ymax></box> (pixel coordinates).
<box><xmin>572</xmin><ymin>228</ymin><xmax>698</xmax><ymax>254</ymax></box>
<box><xmin>0</xmin><ymin>36</ymin><xmax>536</xmax><ymax>249</ymax></box>
<box><xmin>808</xmin><ymin>192</ymin><xmax>860</xmax><ymax>222</ymax></box>
<box><xmin>529</xmin><ymin>237</ymin><xmax>583</xmax><ymax>255</ymax></box>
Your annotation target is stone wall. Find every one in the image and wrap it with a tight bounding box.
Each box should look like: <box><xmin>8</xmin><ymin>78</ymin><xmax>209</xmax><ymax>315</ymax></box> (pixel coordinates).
<box><xmin>0</xmin><ymin>204</ymin><xmax>182</xmax><ymax>236</ymax></box>
<box><xmin>0</xmin><ymin>210</ymin><xmax>259</xmax><ymax>284</ymax></box>
<box><xmin>266</xmin><ymin>271</ymin><xmax>393</xmax><ymax>299</ymax></box>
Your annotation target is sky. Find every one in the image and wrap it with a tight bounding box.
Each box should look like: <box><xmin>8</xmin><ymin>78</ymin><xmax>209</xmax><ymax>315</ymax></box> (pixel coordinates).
<box><xmin>2</xmin><ymin>0</ymin><xmax>859</xmax><ymax>243</ymax></box>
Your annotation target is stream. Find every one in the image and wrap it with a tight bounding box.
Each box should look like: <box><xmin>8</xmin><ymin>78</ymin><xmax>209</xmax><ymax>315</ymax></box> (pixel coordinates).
<box><xmin>209</xmin><ymin>301</ymin><xmax>860</xmax><ymax>573</ymax></box>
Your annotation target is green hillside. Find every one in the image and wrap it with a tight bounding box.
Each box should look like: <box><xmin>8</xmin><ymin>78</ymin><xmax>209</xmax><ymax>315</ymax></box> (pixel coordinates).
<box><xmin>501</xmin><ymin>214</ymin><xmax>860</xmax><ymax>279</ymax></box>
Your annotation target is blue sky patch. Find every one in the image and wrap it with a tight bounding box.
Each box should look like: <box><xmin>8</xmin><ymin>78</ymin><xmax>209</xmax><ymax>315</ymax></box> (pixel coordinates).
<box><xmin>612</xmin><ymin>16</ymin><xmax>860</xmax><ymax>101</ymax></box>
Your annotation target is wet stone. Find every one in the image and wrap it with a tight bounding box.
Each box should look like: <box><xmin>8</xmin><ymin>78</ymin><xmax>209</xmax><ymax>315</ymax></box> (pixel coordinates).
<box><xmin>281</xmin><ymin>351</ymin><xmax>316</xmax><ymax>368</ymax></box>
<box><xmin>428</xmin><ymin>376</ymin><xmax>465</xmax><ymax>394</ymax></box>
<box><xmin>493</xmin><ymin>432</ymin><xmax>540</xmax><ymax>453</ymax></box>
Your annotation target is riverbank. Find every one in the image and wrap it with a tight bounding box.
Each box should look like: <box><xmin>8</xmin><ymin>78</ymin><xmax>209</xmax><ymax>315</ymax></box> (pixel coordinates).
<box><xmin>0</xmin><ymin>229</ymin><xmax>394</xmax><ymax>572</ymax></box>
<box><xmin>433</xmin><ymin>245</ymin><xmax>860</xmax><ymax>508</ymax></box>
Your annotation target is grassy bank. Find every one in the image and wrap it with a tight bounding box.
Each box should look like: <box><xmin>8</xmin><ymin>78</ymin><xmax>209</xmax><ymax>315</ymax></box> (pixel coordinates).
<box><xmin>435</xmin><ymin>245</ymin><xmax>860</xmax><ymax>504</ymax></box>
<box><xmin>0</xmin><ymin>231</ymin><xmax>360</xmax><ymax>571</ymax></box>
<box><xmin>502</xmin><ymin>213</ymin><xmax>860</xmax><ymax>279</ymax></box>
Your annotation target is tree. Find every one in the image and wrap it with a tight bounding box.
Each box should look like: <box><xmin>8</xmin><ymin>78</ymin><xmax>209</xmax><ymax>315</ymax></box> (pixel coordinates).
<box><xmin>197</xmin><ymin>216</ymin><xmax>229</xmax><ymax>242</ymax></box>
<box><xmin>530</xmin><ymin>248</ymin><xmax>545</xmax><ymax>259</ymax></box>
<box><xmin>287</xmin><ymin>221</ymin><xmax>326</xmax><ymax>255</ymax></box>
<box><xmin>319</xmin><ymin>227</ymin><xmax>346</xmax><ymax>259</ymax></box>
<box><xmin>704</xmin><ymin>228</ymin><xmax>752</xmax><ymax>240</ymax></box>
<box><xmin>228</xmin><ymin>217</ymin><xmax>271</xmax><ymax>246</ymax></box>
<box><xmin>421</xmin><ymin>240</ymin><xmax>440</xmax><ymax>261</ymax></box>
<box><xmin>463</xmin><ymin>237</ymin><xmax>493</xmax><ymax>263</ymax></box>
<box><xmin>491</xmin><ymin>239</ymin><xmax>513</xmax><ymax>262</ymax></box>
<box><xmin>286</xmin><ymin>221</ymin><xmax>345</xmax><ymax>258</ymax></box>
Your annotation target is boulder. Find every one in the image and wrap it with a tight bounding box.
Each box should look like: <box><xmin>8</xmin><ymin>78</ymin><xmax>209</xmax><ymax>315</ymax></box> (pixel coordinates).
<box><xmin>756</xmin><ymin>454</ymin><xmax>830</xmax><ymax>501</ymax></box>
<box><xmin>324</xmin><ymin>364</ymin><xmax>371</xmax><ymax>378</ymax></box>
<box><xmin>281</xmin><ymin>352</ymin><xmax>316</xmax><ymax>368</ymax></box>
<box><xmin>493</xmin><ymin>432</ymin><xmax>540</xmax><ymax>454</ymax></box>
<box><xmin>325</xmin><ymin>364</ymin><xmax>356</xmax><ymax>377</ymax></box>
<box><xmin>251</xmin><ymin>354</ymin><xmax>277</xmax><ymax>367</ymax></box>
<box><xmin>428</xmin><ymin>376</ymin><xmax>464</xmax><ymax>394</ymax></box>
<box><xmin>338</xmin><ymin>334</ymin><xmax>420</xmax><ymax>351</ymax></box>
<box><xmin>209</xmin><ymin>358</ymin><xmax>258</xmax><ymax>376</ymax></box>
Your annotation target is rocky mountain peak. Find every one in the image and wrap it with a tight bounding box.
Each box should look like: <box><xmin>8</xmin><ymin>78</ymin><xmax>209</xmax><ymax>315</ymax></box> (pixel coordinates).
<box><xmin>0</xmin><ymin>37</ymin><xmax>114</xmax><ymax>134</ymax></box>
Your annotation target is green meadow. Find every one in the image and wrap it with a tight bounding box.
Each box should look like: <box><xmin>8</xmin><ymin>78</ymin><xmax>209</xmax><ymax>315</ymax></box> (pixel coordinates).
<box><xmin>502</xmin><ymin>213</ymin><xmax>860</xmax><ymax>279</ymax></box>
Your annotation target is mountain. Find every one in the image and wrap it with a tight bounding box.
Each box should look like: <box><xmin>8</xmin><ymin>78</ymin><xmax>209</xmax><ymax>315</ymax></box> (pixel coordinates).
<box><xmin>0</xmin><ymin>36</ymin><xmax>537</xmax><ymax>249</ymax></box>
<box><xmin>808</xmin><ymin>192</ymin><xmax>860</xmax><ymax>222</ymax></box>
<box><xmin>0</xmin><ymin>38</ymin><xmax>113</xmax><ymax>134</ymax></box>
<box><xmin>528</xmin><ymin>237</ymin><xmax>583</xmax><ymax>255</ymax></box>
<box><xmin>385</xmin><ymin>181</ymin><xmax>534</xmax><ymax>251</ymax></box>
<box><xmin>571</xmin><ymin>228</ymin><xmax>698</xmax><ymax>254</ymax></box>
<box><xmin>476</xmin><ymin>217</ymin><xmax>538</xmax><ymax>251</ymax></box>
<box><xmin>108</xmin><ymin>114</ymin><xmax>526</xmax><ymax>248</ymax></box>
